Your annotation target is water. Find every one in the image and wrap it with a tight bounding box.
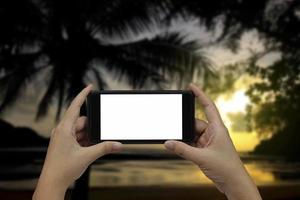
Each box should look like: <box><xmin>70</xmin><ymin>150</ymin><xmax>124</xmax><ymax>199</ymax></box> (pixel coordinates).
<box><xmin>0</xmin><ymin>148</ymin><xmax>300</xmax><ymax>192</ymax></box>
<box><xmin>89</xmin><ymin>145</ymin><xmax>300</xmax><ymax>187</ymax></box>
<box><xmin>90</xmin><ymin>158</ymin><xmax>300</xmax><ymax>187</ymax></box>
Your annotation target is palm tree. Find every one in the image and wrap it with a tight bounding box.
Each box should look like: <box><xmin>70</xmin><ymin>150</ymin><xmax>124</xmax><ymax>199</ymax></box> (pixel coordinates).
<box><xmin>0</xmin><ymin>0</ymin><xmax>213</xmax><ymax>120</ymax></box>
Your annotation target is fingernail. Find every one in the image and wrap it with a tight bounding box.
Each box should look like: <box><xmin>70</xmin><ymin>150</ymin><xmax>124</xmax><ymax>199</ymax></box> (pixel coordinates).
<box><xmin>164</xmin><ymin>141</ymin><xmax>175</xmax><ymax>150</ymax></box>
<box><xmin>112</xmin><ymin>142</ymin><xmax>122</xmax><ymax>152</ymax></box>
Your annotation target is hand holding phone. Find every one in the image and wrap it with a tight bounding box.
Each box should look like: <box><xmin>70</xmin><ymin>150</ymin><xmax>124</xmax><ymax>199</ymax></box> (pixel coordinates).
<box><xmin>164</xmin><ymin>84</ymin><xmax>262</xmax><ymax>200</ymax></box>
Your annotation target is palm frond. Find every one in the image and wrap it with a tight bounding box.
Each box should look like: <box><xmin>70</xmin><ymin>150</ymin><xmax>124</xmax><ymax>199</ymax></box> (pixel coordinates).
<box><xmin>87</xmin><ymin>0</ymin><xmax>167</xmax><ymax>39</ymax></box>
<box><xmin>0</xmin><ymin>53</ymin><xmax>44</xmax><ymax>112</ymax></box>
<box><xmin>91</xmin><ymin>67</ymin><xmax>107</xmax><ymax>90</ymax></box>
<box><xmin>96</xmin><ymin>32</ymin><xmax>213</xmax><ymax>88</ymax></box>
<box><xmin>0</xmin><ymin>0</ymin><xmax>45</xmax><ymax>49</ymax></box>
<box><xmin>0</xmin><ymin>0</ymin><xmax>215</xmax><ymax>120</ymax></box>
<box><xmin>35</xmin><ymin>67</ymin><xmax>66</xmax><ymax>120</ymax></box>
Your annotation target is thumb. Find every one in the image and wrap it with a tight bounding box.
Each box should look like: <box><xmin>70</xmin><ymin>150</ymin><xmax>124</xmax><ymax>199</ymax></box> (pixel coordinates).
<box><xmin>164</xmin><ymin>140</ymin><xmax>203</xmax><ymax>164</ymax></box>
<box><xmin>83</xmin><ymin>141</ymin><xmax>122</xmax><ymax>162</ymax></box>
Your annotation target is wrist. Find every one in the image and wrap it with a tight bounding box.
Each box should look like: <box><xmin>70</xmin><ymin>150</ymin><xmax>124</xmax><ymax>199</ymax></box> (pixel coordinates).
<box><xmin>33</xmin><ymin>169</ymin><xmax>69</xmax><ymax>200</ymax></box>
<box><xmin>33</xmin><ymin>182</ymin><xmax>67</xmax><ymax>200</ymax></box>
<box><xmin>223</xmin><ymin>166</ymin><xmax>262</xmax><ymax>200</ymax></box>
<box><xmin>33</xmin><ymin>184</ymin><xmax>67</xmax><ymax>200</ymax></box>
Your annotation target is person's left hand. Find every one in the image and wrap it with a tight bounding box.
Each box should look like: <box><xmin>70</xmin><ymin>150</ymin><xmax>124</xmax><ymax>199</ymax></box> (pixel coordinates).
<box><xmin>33</xmin><ymin>85</ymin><xmax>122</xmax><ymax>200</ymax></box>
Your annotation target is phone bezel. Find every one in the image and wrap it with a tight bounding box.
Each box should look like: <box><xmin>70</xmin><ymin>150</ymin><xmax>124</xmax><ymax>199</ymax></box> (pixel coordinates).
<box><xmin>86</xmin><ymin>90</ymin><xmax>195</xmax><ymax>144</ymax></box>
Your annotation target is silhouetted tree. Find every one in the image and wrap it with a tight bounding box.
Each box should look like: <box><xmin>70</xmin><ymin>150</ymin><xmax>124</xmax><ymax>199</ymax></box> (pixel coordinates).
<box><xmin>0</xmin><ymin>0</ymin><xmax>212</xmax><ymax>120</ymax></box>
<box><xmin>169</xmin><ymin>0</ymin><xmax>300</xmax><ymax>158</ymax></box>
<box><xmin>158</xmin><ymin>0</ymin><xmax>300</xmax><ymax>157</ymax></box>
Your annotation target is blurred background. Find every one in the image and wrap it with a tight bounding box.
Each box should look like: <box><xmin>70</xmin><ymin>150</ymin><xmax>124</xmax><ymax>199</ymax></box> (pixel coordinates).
<box><xmin>0</xmin><ymin>0</ymin><xmax>300</xmax><ymax>199</ymax></box>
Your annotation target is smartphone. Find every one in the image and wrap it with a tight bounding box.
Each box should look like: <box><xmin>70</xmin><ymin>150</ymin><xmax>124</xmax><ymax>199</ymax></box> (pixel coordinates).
<box><xmin>86</xmin><ymin>90</ymin><xmax>195</xmax><ymax>144</ymax></box>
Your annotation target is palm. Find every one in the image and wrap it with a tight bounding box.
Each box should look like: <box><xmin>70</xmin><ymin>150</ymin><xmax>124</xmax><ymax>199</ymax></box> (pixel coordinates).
<box><xmin>0</xmin><ymin>0</ymin><xmax>212</xmax><ymax>120</ymax></box>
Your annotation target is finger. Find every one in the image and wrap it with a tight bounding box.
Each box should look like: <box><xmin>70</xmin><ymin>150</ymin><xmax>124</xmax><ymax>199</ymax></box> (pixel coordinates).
<box><xmin>193</xmin><ymin>119</ymin><xmax>208</xmax><ymax>146</ymax></box>
<box><xmin>83</xmin><ymin>141</ymin><xmax>122</xmax><ymax>162</ymax></box>
<box><xmin>78</xmin><ymin>139</ymin><xmax>90</xmax><ymax>147</ymax></box>
<box><xmin>62</xmin><ymin>84</ymin><xmax>93</xmax><ymax>126</ymax></box>
<box><xmin>76</xmin><ymin>130</ymin><xmax>90</xmax><ymax>147</ymax></box>
<box><xmin>164</xmin><ymin>140</ymin><xmax>203</xmax><ymax>164</ymax></box>
<box><xmin>188</xmin><ymin>83</ymin><xmax>222</xmax><ymax>124</ymax></box>
<box><xmin>76</xmin><ymin>131</ymin><xmax>87</xmax><ymax>141</ymax></box>
<box><xmin>75</xmin><ymin>116</ymin><xmax>88</xmax><ymax>132</ymax></box>
<box><xmin>198</xmin><ymin>135</ymin><xmax>208</xmax><ymax>147</ymax></box>
<box><xmin>195</xmin><ymin>119</ymin><xmax>208</xmax><ymax>135</ymax></box>
<box><xmin>77</xmin><ymin>136</ymin><xmax>90</xmax><ymax>147</ymax></box>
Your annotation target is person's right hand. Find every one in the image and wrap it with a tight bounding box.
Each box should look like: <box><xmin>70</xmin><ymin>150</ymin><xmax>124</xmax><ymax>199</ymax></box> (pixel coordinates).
<box><xmin>164</xmin><ymin>83</ymin><xmax>262</xmax><ymax>200</ymax></box>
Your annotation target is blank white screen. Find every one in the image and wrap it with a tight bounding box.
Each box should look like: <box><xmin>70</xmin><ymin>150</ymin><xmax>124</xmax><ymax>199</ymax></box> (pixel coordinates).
<box><xmin>100</xmin><ymin>94</ymin><xmax>182</xmax><ymax>140</ymax></box>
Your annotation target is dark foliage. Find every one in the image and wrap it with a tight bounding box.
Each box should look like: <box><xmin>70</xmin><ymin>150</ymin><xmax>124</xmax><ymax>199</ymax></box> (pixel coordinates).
<box><xmin>165</xmin><ymin>0</ymin><xmax>300</xmax><ymax>157</ymax></box>
<box><xmin>0</xmin><ymin>0</ymin><xmax>211</xmax><ymax>120</ymax></box>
